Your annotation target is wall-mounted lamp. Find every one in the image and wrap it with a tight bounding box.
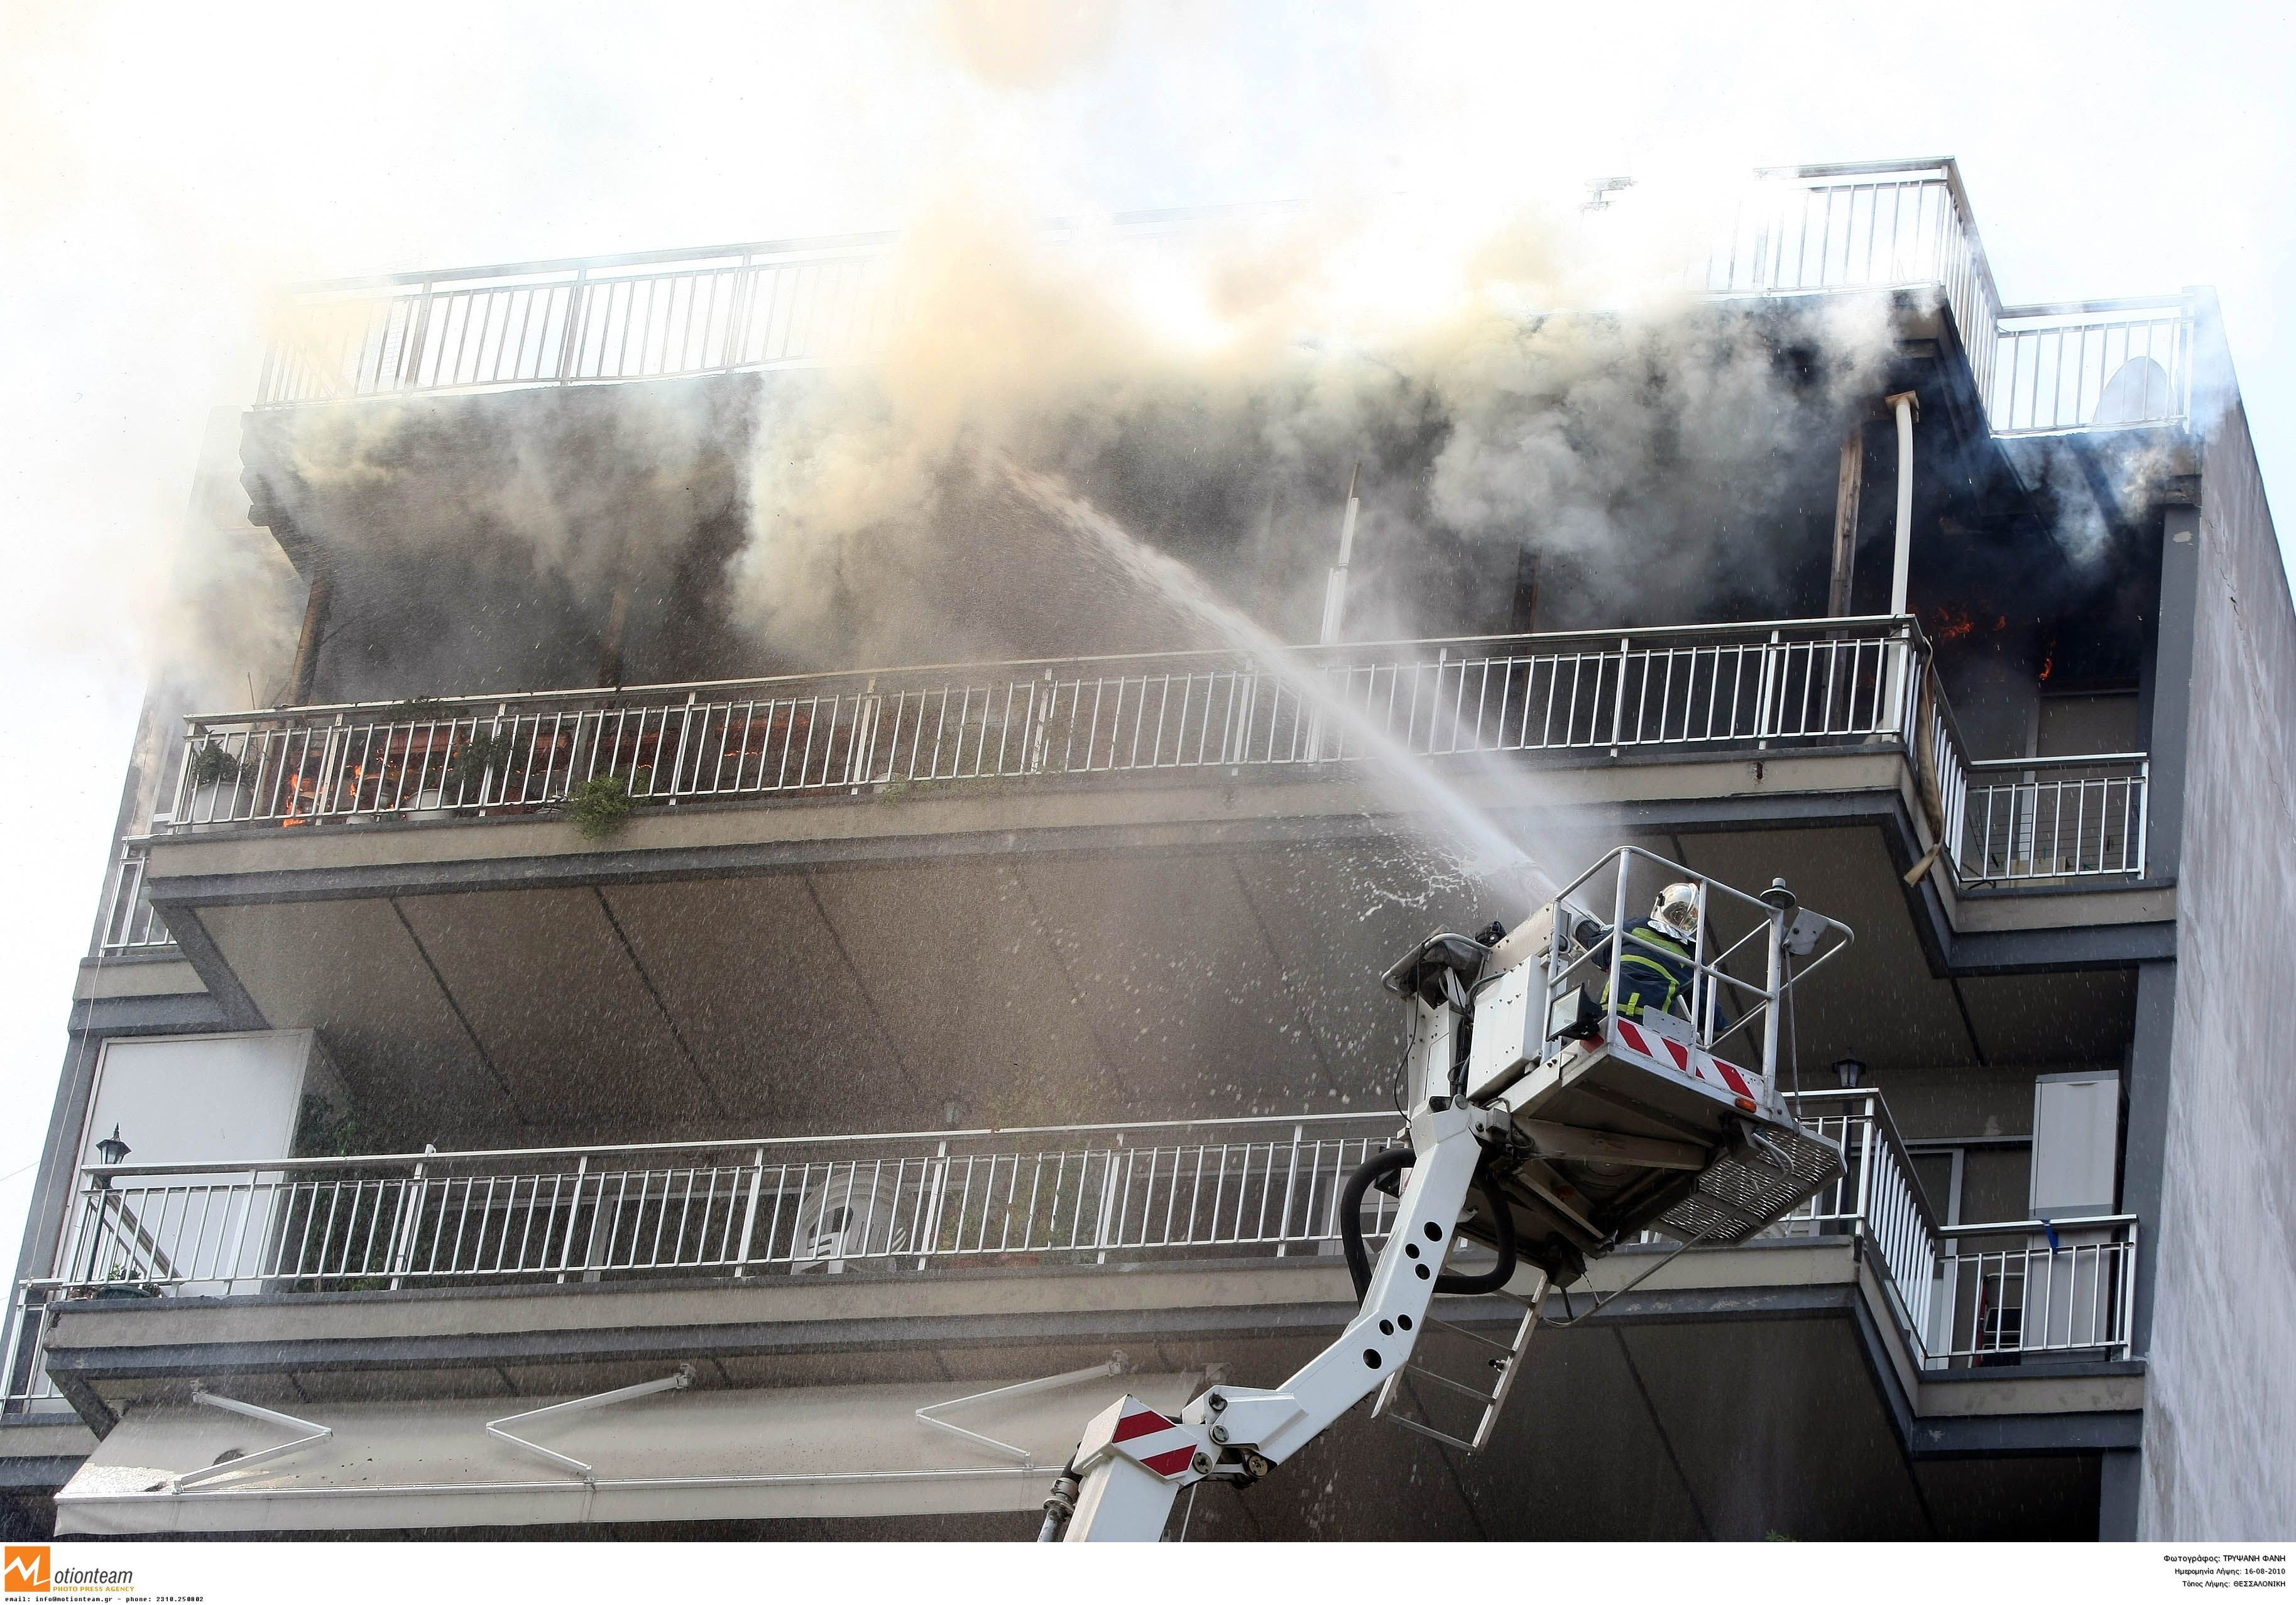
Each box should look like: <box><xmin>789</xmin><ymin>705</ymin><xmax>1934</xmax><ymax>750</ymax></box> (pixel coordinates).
<box><xmin>1830</xmin><ymin>1058</ymin><xmax>1866</xmax><ymax>1089</ymax></box>
<box><xmin>93</xmin><ymin>1124</ymin><xmax>131</xmax><ymax>1175</ymax></box>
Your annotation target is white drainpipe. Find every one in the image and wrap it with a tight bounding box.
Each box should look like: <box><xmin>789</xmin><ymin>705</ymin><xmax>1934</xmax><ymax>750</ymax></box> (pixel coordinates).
<box><xmin>1318</xmin><ymin>463</ymin><xmax>1361</xmax><ymax>648</ymax></box>
<box><xmin>1884</xmin><ymin>389</ymin><xmax>1922</xmax><ymax>727</ymax></box>
<box><xmin>1886</xmin><ymin>390</ymin><xmax>1921</xmax><ymax>615</ymax></box>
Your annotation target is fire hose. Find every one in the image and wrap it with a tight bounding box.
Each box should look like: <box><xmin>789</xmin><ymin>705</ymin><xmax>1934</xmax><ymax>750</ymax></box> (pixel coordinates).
<box><xmin>1338</xmin><ymin>1145</ymin><xmax>1517</xmax><ymax>1301</ymax></box>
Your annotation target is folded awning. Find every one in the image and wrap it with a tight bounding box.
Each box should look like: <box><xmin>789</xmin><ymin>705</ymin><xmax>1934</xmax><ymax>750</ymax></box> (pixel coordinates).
<box><xmin>56</xmin><ymin>1367</ymin><xmax>1195</xmax><ymax>1535</ymax></box>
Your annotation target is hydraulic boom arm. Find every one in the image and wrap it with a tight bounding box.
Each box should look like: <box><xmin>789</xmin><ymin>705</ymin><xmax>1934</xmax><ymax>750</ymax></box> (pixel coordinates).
<box><xmin>1035</xmin><ymin>848</ymin><xmax>1852</xmax><ymax>1543</ymax></box>
<box><xmin>1042</xmin><ymin>1101</ymin><xmax>1499</xmax><ymax>1542</ymax></box>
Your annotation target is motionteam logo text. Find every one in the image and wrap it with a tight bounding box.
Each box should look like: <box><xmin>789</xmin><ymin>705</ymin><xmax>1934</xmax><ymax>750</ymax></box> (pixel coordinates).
<box><xmin>3</xmin><ymin>1548</ymin><xmax>135</xmax><ymax>1596</ymax></box>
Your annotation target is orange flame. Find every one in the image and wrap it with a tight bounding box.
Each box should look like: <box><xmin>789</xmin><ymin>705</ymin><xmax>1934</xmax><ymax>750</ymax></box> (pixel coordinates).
<box><xmin>1929</xmin><ymin>603</ymin><xmax>1976</xmax><ymax>642</ymax></box>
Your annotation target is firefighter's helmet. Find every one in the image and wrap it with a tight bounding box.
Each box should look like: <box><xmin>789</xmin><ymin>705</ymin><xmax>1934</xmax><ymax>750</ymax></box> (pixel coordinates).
<box><xmin>1652</xmin><ymin>881</ymin><xmax>1702</xmax><ymax>942</ymax></box>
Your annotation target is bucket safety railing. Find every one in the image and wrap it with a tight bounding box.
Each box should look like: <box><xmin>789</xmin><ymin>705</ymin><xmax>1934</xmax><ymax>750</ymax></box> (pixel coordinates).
<box><xmin>153</xmin><ymin>620</ymin><xmax>1920</xmax><ymax>832</ymax></box>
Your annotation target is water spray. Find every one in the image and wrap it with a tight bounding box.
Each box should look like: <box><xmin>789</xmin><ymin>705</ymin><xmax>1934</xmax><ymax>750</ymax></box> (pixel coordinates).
<box><xmin>998</xmin><ymin>457</ymin><xmax>1558</xmax><ymax>911</ymax></box>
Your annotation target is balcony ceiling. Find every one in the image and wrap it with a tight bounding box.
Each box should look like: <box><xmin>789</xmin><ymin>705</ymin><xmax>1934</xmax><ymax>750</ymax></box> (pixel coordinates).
<box><xmin>46</xmin><ymin>1265</ymin><xmax>2111</xmax><ymax>1539</ymax></box>
<box><xmin>157</xmin><ymin>812</ymin><xmax>2136</xmax><ymax>1151</ymax></box>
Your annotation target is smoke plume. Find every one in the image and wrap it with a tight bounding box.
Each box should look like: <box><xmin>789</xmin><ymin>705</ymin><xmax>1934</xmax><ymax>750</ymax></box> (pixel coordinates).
<box><xmin>725</xmin><ymin>189</ymin><xmax>1898</xmax><ymax>667</ymax></box>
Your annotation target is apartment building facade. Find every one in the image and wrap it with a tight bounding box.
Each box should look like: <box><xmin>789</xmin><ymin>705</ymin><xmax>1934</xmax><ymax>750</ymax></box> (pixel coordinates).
<box><xmin>3</xmin><ymin>159</ymin><xmax>2289</xmax><ymax>1542</ymax></box>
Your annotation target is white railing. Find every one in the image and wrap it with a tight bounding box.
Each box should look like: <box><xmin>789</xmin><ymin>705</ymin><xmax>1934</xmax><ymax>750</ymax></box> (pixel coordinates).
<box><xmin>1991</xmin><ymin>298</ymin><xmax>2194</xmax><ymax>435</ymax></box>
<box><xmin>6</xmin><ymin>1114</ymin><xmax>1406</xmax><ymax>1409</ymax></box>
<box><xmin>1778</xmin><ymin>1090</ymin><xmax>2136</xmax><ymax>1367</ymax></box>
<box><xmin>4</xmin><ymin>1093</ymin><xmax>2135</xmax><ymax>1410</ymax></box>
<box><xmin>252</xmin><ymin>209</ymin><xmax>1232</xmax><ymax>405</ymax></box>
<box><xmin>256</xmin><ymin>163</ymin><xmax>2193</xmax><ymax>439</ymax></box>
<box><xmin>40</xmin><ymin>1115</ymin><xmax>1402</xmax><ymax>1303</ymax></box>
<box><xmin>1774</xmin><ymin>1091</ymin><xmax>1940</xmax><ymax>1347</ymax></box>
<box><xmin>1920</xmin><ymin>674</ymin><xmax>2148</xmax><ymax>886</ymax></box>
<box><xmin>94</xmin><ymin>842</ymin><xmax>171</xmax><ymax>955</ymax></box>
<box><xmin>1710</xmin><ymin>162</ymin><xmax>2004</xmax><ymax>407</ymax></box>
<box><xmin>257</xmin><ymin>234</ymin><xmax>899</xmax><ymax>403</ymax></box>
<box><xmin>0</xmin><ymin>1285</ymin><xmax>67</xmax><ymax>1411</ymax></box>
<box><xmin>1949</xmin><ymin>754</ymin><xmax>2150</xmax><ymax>883</ymax></box>
<box><xmin>153</xmin><ymin>620</ymin><xmax>1918</xmax><ymax>832</ymax></box>
<box><xmin>1928</xmin><ymin>1219</ymin><xmax>2139</xmax><ymax>1364</ymax></box>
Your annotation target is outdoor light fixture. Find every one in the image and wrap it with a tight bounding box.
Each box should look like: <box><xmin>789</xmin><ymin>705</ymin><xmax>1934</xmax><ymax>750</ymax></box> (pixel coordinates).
<box><xmin>94</xmin><ymin>1124</ymin><xmax>131</xmax><ymax>1170</ymax></box>
<box><xmin>1831</xmin><ymin>1058</ymin><xmax>1866</xmax><ymax>1089</ymax></box>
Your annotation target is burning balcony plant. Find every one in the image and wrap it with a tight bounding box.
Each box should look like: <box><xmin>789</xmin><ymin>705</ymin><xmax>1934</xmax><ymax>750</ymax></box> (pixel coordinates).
<box><xmin>442</xmin><ymin>729</ymin><xmax>521</xmax><ymax>802</ymax></box>
<box><xmin>187</xmin><ymin>742</ymin><xmax>243</xmax><ymax>789</ymax></box>
<box><xmin>179</xmin><ymin>741</ymin><xmax>246</xmax><ymax>825</ymax></box>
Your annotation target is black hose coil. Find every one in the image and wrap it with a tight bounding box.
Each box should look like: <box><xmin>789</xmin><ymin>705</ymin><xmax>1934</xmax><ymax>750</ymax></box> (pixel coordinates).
<box><xmin>1338</xmin><ymin>1145</ymin><xmax>1517</xmax><ymax>1301</ymax></box>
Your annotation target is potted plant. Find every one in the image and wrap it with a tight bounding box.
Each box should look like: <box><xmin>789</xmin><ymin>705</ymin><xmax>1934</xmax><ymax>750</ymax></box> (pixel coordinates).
<box><xmin>441</xmin><ymin>729</ymin><xmax>519</xmax><ymax>811</ymax></box>
<box><xmin>84</xmin><ymin>1264</ymin><xmax>163</xmax><ymax>1301</ymax></box>
<box><xmin>182</xmin><ymin>741</ymin><xmax>243</xmax><ymax>824</ymax></box>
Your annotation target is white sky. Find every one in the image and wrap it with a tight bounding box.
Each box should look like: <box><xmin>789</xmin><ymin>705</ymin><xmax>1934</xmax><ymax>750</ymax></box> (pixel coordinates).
<box><xmin>2</xmin><ymin>0</ymin><xmax>2292</xmax><ymax>1264</ymax></box>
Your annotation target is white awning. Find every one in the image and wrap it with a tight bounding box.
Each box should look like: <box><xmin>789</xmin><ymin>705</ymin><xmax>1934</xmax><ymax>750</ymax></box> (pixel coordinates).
<box><xmin>56</xmin><ymin>1368</ymin><xmax>1196</xmax><ymax>1535</ymax></box>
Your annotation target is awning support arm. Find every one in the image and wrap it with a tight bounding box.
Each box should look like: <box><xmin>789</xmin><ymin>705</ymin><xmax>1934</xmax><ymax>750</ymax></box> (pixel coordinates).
<box><xmin>916</xmin><ymin>1355</ymin><xmax>1127</xmax><ymax>1469</ymax></box>
<box><xmin>175</xmin><ymin>1388</ymin><xmax>334</xmax><ymax>1489</ymax></box>
<box><xmin>485</xmin><ymin>1366</ymin><xmax>693</xmax><ymax>1484</ymax></box>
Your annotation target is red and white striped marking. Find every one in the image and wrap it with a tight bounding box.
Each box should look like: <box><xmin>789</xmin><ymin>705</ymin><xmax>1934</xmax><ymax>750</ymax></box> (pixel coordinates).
<box><xmin>1611</xmin><ymin>1018</ymin><xmax>1764</xmax><ymax>1105</ymax></box>
<box><xmin>1108</xmin><ymin>1405</ymin><xmax>1201</xmax><ymax>1479</ymax></box>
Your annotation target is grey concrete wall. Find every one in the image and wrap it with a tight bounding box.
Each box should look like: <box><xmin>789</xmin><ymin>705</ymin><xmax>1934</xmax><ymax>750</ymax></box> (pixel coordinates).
<box><xmin>2141</xmin><ymin>349</ymin><xmax>2296</xmax><ymax>1537</ymax></box>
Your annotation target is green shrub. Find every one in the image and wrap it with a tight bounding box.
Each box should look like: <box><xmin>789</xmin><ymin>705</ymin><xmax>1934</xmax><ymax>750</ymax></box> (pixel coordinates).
<box><xmin>187</xmin><ymin>743</ymin><xmax>242</xmax><ymax>787</ymax></box>
<box><xmin>564</xmin><ymin>773</ymin><xmax>635</xmax><ymax>839</ymax></box>
<box><xmin>444</xmin><ymin>730</ymin><xmax>519</xmax><ymax>796</ymax></box>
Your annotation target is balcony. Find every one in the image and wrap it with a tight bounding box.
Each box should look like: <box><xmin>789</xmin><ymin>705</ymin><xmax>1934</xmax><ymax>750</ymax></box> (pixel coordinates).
<box><xmin>1703</xmin><ymin>162</ymin><xmax>2196</xmax><ymax>438</ymax></box>
<box><xmin>96</xmin><ymin>618</ymin><xmax>2165</xmax><ymax>1155</ymax></box>
<box><xmin>254</xmin><ymin>161</ymin><xmax>2197</xmax><ymax>445</ymax></box>
<box><xmin>94</xmin><ymin>842</ymin><xmax>171</xmax><ymax>956</ymax></box>
<box><xmin>145</xmin><ymin>618</ymin><xmax>2145</xmax><ymax>896</ymax></box>
<box><xmin>6</xmin><ymin>1093</ymin><xmax>2135</xmax><ymax>1425</ymax></box>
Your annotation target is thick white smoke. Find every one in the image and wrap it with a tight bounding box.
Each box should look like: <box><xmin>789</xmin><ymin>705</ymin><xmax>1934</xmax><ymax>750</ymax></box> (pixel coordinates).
<box><xmin>724</xmin><ymin>188</ymin><xmax>1898</xmax><ymax>664</ymax></box>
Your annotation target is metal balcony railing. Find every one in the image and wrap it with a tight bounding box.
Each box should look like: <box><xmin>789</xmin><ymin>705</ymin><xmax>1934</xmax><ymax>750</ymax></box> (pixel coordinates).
<box><xmin>152</xmin><ymin>620</ymin><xmax>1918</xmax><ymax>833</ymax></box>
<box><xmin>2</xmin><ymin>1094</ymin><xmax>2134</xmax><ymax>1410</ymax></box>
<box><xmin>1776</xmin><ymin>1090</ymin><xmax>2136</xmax><ymax>1368</ymax></box>
<box><xmin>1708</xmin><ymin>161</ymin><xmax>2006</xmax><ymax>409</ymax></box>
<box><xmin>1949</xmin><ymin>753</ymin><xmax>2151</xmax><ymax>882</ymax></box>
<box><xmin>255</xmin><ymin>163</ymin><xmax>2195</xmax><ymax>440</ymax></box>
<box><xmin>1991</xmin><ymin>298</ymin><xmax>2195</xmax><ymax>436</ymax></box>
<box><xmin>257</xmin><ymin>235</ymin><xmax>901</xmax><ymax>404</ymax></box>
<box><xmin>251</xmin><ymin>210</ymin><xmax>1225</xmax><ymax>405</ymax></box>
<box><xmin>38</xmin><ymin>1115</ymin><xmax>1401</xmax><ymax>1302</ymax></box>
<box><xmin>0</xmin><ymin>1115</ymin><xmax>1404</xmax><ymax>1408</ymax></box>
<box><xmin>93</xmin><ymin>842</ymin><xmax>171</xmax><ymax>956</ymax></box>
<box><xmin>1918</xmin><ymin>674</ymin><xmax>2150</xmax><ymax>885</ymax></box>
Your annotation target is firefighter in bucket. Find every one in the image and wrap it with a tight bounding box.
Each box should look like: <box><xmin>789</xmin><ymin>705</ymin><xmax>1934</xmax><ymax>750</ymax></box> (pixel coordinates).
<box><xmin>1578</xmin><ymin>880</ymin><xmax>1706</xmax><ymax>1024</ymax></box>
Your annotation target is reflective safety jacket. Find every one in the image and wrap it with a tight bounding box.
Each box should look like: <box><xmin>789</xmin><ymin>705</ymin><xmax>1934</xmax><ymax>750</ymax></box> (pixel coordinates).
<box><xmin>1597</xmin><ymin>919</ymin><xmax>1698</xmax><ymax>1021</ymax></box>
